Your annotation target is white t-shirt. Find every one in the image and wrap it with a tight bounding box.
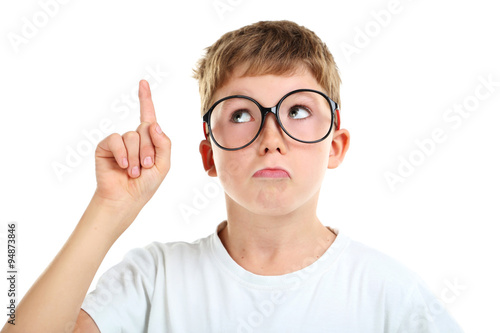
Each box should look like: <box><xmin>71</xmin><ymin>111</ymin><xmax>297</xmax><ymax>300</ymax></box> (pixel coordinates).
<box><xmin>81</xmin><ymin>221</ymin><xmax>463</xmax><ymax>332</ymax></box>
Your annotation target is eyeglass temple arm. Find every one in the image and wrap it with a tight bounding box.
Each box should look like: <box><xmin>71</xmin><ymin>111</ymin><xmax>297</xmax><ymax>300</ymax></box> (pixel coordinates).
<box><xmin>203</xmin><ymin>122</ymin><xmax>208</xmax><ymax>140</ymax></box>
<box><xmin>329</xmin><ymin>98</ymin><xmax>340</xmax><ymax>130</ymax></box>
<box><xmin>335</xmin><ymin>109</ymin><xmax>341</xmax><ymax>130</ymax></box>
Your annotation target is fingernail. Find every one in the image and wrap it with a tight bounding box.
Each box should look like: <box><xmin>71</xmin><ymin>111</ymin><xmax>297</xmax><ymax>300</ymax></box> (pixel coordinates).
<box><xmin>122</xmin><ymin>158</ymin><xmax>128</xmax><ymax>167</ymax></box>
<box><xmin>144</xmin><ymin>156</ymin><xmax>152</xmax><ymax>166</ymax></box>
<box><xmin>132</xmin><ymin>166</ymin><xmax>140</xmax><ymax>177</ymax></box>
<box><xmin>156</xmin><ymin>124</ymin><xmax>162</xmax><ymax>134</ymax></box>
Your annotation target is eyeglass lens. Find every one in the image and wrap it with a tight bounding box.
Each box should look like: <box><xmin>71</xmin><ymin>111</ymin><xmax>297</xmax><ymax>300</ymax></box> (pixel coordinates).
<box><xmin>209</xmin><ymin>91</ymin><xmax>332</xmax><ymax>150</ymax></box>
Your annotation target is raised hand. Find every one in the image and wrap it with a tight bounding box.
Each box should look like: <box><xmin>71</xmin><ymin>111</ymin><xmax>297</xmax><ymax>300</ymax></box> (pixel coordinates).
<box><xmin>94</xmin><ymin>80</ymin><xmax>171</xmax><ymax>220</ymax></box>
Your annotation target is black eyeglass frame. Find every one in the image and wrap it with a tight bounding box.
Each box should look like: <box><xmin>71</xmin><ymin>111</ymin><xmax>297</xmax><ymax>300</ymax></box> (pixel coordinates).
<box><xmin>202</xmin><ymin>88</ymin><xmax>340</xmax><ymax>151</ymax></box>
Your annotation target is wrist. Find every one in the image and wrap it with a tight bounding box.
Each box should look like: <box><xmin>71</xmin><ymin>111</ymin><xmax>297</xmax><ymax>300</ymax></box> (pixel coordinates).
<box><xmin>82</xmin><ymin>192</ymin><xmax>143</xmax><ymax>241</ymax></box>
<box><xmin>91</xmin><ymin>191</ymin><xmax>142</xmax><ymax>213</ymax></box>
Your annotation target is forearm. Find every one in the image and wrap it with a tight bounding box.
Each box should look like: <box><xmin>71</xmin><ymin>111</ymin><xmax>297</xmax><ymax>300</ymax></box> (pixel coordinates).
<box><xmin>1</xmin><ymin>194</ymin><xmax>141</xmax><ymax>333</ymax></box>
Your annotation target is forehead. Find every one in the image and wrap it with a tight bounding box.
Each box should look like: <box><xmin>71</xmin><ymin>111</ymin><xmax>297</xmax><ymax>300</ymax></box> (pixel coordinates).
<box><xmin>213</xmin><ymin>65</ymin><xmax>324</xmax><ymax>106</ymax></box>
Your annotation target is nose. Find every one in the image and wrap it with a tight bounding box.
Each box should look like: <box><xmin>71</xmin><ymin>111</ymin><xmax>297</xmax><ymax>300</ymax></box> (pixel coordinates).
<box><xmin>257</xmin><ymin>112</ymin><xmax>288</xmax><ymax>154</ymax></box>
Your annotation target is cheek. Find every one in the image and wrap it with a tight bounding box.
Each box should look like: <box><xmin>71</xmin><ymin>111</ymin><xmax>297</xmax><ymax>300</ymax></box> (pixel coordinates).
<box><xmin>212</xmin><ymin>149</ymin><xmax>248</xmax><ymax>187</ymax></box>
<box><xmin>295</xmin><ymin>142</ymin><xmax>331</xmax><ymax>170</ymax></box>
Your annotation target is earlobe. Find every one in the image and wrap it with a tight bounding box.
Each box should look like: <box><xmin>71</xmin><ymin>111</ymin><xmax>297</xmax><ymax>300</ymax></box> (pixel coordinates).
<box><xmin>199</xmin><ymin>140</ymin><xmax>217</xmax><ymax>177</ymax></box>
<box><xmin>328</xmin><ymin>129</ymin><xmax>350</xmax><ymax>169</ymax></box>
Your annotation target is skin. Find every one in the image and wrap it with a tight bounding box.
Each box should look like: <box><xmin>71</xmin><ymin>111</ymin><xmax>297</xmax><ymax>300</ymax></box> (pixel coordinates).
<box><xmin>2</xmin><ymin>69</ymin><xmax>347</xmax><ymax>331</ymax></box>
<box><xmin>200</xmin><ymin>66</ymin><xmax>350</xmax><ymax>275</ymax></box>
<box><xmin>1</xmin><ymin>80</ymin><xmax>171</xmax><ymax>332</ymax></box>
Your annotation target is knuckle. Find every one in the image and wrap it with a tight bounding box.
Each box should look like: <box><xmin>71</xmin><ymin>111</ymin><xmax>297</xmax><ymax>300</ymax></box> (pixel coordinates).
<box><xmin>102</xmin><ymin>132</ymin><xmax>120</xmax><ymax>144</ymax></box>
<box><xmin>109</xmin><ymin>132</ymin><xmax>121</xmax><ymax>140</ymax></box>
<box><xmin>136</xmin><ymin>122</ymin><xmax>151</xmax><ymax>131</ymax></box>
<box><xmin>122</xmin><ymin>131</ymin><xmax>139</xmax><ymax>141</ymax></box>
<box><xmin>111</xmin><ymin>134</ymin><xmax>125</xmax><ymax>148</ymax></box>
<box><xmin>164</xmin><ymin>136</ymin><xmax>172</xmax><ymax>148</ymax></box>
<box><xmin>96</xmin><ymin>133</ymin><xmax>122</xmax><ymax>155</ymax></box>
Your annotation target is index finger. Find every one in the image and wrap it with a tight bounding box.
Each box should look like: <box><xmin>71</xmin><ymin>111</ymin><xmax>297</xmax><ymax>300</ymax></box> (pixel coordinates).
<box><xmin>139</xmin><ymin>79</ymin><xmax>157</xmax><ymax>123</ymax></box>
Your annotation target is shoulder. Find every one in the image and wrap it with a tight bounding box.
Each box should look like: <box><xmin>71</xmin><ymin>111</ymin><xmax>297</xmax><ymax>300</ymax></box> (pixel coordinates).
<box><xmin>119</xmin><ymin>232</ymin><xmax>214</xmax><ymax>270</ymax></box>
<box><xmin>88</xmin><ymin>233</ymin><xmax>214</xmax><ymax>296</ymax></box>
<box><xmin>331</xmin><ymin>233</ymin><xmax>463</xmax><ymax>332</ymax></box>
<box><xmin>333</xmin><ymin>233</ymin><xmax>430</xmax><ymax>312</ymax></box>
<box><xmin>339</xmin><ymin>235</ymin><xmax>421</xmax><ymax>288</ymax></box>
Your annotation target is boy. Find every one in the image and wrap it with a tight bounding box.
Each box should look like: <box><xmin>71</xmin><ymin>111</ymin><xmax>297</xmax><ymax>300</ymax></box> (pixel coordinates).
<box><xmin>2</xmin><ymin>20</ymin><xmax>463</xmax><ymax>332</ymax></box>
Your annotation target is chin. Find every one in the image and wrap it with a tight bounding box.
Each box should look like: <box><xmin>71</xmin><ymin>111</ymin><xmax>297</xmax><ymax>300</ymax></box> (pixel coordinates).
<box><xmin>251</xmin><ymin>195</ymin><xmax>305</xmax><ymax>217</ymax></box>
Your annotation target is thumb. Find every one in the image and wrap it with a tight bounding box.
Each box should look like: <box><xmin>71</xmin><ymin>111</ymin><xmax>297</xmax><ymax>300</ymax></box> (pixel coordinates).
<box><xmin>149</xmin><ymin>122</ymin><xmax>171</xmax><ymax>176</ymax></box>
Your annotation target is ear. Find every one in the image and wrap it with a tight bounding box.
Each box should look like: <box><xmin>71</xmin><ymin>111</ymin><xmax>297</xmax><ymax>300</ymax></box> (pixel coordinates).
<box><xmin>199</xmin><ymin>139</ymin><xmax>217</xmax><ymax>177</ymax></box>
<box><xmin>328</xmin><ymin>129</ymin><xmax>350</xmax><ymax>169</ymax></box>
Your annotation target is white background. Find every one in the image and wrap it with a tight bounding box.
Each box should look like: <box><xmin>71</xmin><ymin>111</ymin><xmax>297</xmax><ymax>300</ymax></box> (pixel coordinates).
<box><xmin>1</xmin><ymin>0</ymin><xmax>499</xmax><ymax>331</ymax></box>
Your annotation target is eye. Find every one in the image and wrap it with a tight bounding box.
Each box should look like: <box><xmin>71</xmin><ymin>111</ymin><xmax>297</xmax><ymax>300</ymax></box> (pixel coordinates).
<box><xmin>230</xmin><ymin>110</ymin><xmax>253</xmax><ymax>123</ymax></box>
<box><xmin>288</xmin><ymin>106</ymin><xmax>312</xmax><ymax>120</ymax></box>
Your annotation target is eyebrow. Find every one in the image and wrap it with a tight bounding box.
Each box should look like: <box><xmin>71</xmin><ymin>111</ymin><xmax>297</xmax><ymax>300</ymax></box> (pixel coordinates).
<box><xmin>223</xmin><ymin>90</ymin><xmax>252</xmax><ymax>97</ymax></box>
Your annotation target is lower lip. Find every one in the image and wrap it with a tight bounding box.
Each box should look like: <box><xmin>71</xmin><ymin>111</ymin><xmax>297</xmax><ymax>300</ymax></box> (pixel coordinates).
<box><xmin>253</xmin><ymin>169</ymin><xmax>290</xmax><ymax>178</ymax></box>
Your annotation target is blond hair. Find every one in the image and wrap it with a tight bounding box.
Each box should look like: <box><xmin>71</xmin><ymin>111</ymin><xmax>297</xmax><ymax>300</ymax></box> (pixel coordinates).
<box><xmin>193</xmin><ymin>20</ymin><xmax>341</xmax><ymax>117</ymax></box>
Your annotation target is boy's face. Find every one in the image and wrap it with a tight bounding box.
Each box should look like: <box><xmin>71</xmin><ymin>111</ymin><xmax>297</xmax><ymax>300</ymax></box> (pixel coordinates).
<box><xmin>200</xmin><ymin>66</ymin><xmax>350</xmax><ymax>217</ymax></box>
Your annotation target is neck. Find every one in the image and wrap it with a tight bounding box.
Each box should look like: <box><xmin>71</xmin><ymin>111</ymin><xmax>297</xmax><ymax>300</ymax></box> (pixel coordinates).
<box><xmin>218</xmin><ymin>192</ymin><xmax>336</xmax><ymax>276</ymax></box>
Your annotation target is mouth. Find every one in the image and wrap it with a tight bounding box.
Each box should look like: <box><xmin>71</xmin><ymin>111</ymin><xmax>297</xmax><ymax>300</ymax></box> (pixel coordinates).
<box><xmin>253</xmin><ymin>168</ymin><xmax>290</xmax><ymax>178</ymax></box>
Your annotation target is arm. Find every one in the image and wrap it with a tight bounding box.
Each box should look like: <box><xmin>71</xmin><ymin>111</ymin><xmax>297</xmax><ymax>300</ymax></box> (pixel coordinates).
<box><xmin>74</xmin><ymin>309</ymin><xmax>100</xmax><ymax>333</ymax></box>
<box><xmin>2</xmin><ymin>195</ymin><xmax>138</xmax><ymax>333</ymax></box>
<box><xmin>1</xmin><ymin>80</ymin><xmax>171</xmax><ymax>333</ymax></box>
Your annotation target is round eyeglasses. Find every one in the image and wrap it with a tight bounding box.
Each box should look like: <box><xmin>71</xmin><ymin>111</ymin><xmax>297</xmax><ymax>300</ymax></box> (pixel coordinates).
<box><xmin>202</xmin><ymin>89</ymin><xmax>340</xmax><ymax>151</ymax></box>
